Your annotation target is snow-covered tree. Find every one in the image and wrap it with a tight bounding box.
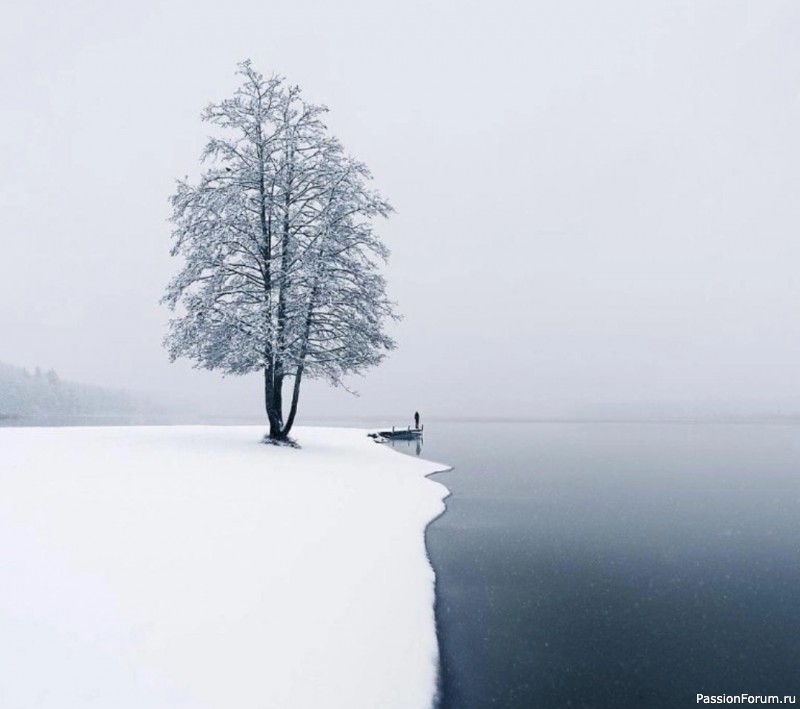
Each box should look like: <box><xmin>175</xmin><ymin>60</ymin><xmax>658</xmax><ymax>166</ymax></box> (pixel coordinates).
<box><xmin>162</xmin><ymin>61</ymin><xmax>396</xmax><ymax>440</ymax></box>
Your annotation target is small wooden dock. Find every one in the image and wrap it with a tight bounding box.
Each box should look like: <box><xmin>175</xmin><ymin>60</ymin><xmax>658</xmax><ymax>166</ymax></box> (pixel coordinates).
<box><xmin>369</xmin><ymin>425</ymin><xmax>424</xmax><ymax>441</ymax></box>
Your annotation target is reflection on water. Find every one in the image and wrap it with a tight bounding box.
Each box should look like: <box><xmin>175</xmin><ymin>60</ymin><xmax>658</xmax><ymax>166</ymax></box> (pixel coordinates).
<box><xmin>384</xmin><ymin>435</ymin><xmax>424</xmax><ymax>456</ymax></box>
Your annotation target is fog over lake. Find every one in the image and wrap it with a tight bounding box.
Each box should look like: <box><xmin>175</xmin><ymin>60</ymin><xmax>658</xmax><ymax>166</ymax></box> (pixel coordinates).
<box><xmin>2</xmin><ymin>1</ymin><xmax>799</xmax><ymax>420</ymax></box>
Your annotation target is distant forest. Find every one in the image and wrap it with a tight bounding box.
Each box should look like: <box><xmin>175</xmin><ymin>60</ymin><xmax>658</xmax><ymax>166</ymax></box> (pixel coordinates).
<box><xmin>0</xmin><ymin>362</ymin><xmax>138</xmax><ymax>419</ymax></box>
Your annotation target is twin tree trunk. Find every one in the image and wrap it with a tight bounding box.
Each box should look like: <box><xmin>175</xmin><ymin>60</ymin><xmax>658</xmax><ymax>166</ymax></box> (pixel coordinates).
<box><xmin>264</xmin><ymin>366</ymin><xmax>304</xmax><ymax>441</ymax></box>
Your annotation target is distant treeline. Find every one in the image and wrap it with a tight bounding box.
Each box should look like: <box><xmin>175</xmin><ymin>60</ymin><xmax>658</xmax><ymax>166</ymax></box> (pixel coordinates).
<box><xmin>0</xmin><ymin>362</ymin><xmax>138</xmax><ymax>418</ymax></box>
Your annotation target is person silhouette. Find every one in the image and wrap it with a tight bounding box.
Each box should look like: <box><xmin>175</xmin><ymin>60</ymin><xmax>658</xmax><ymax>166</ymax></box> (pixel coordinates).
<box><xmin>414</xmin><ymin>411</ymin><xmax>420</xmax><ymax>429</ymax></box>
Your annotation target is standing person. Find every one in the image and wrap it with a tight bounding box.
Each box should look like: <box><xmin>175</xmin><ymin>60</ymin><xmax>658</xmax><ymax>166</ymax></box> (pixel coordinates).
<box><xmin>414</xmin><ymin>411</ymin><xmax>420</xmax><ymax>429</ymax></box>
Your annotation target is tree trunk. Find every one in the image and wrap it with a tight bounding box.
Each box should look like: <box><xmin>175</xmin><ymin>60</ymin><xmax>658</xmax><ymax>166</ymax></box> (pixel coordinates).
<box><xmin>264</xmin><ymin>368</ymin><xmax>285</xmax><ymax>439</ymax></box>
<box><xmin>279</xmin><ymin>269</ymin><xmax>318</xmax><ymax>439</ymax></box>
<box><xmin>281</xmin><ymin>363</ymin><xmax>304</xmax><ymax>438</ymax></box>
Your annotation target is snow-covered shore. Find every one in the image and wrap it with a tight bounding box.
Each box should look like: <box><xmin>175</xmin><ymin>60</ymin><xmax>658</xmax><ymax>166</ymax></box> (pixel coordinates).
<box><xmin>0</xmin><ymin>426</ymin><xmax>449</xmax><ymax>709</ymax></box>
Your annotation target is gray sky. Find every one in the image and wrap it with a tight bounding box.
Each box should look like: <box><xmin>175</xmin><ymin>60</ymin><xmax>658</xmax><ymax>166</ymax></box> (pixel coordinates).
<box><xmin>2</xmin><ymin>0</ymin><xmax>800</xmax><ymax>420</ymax></box>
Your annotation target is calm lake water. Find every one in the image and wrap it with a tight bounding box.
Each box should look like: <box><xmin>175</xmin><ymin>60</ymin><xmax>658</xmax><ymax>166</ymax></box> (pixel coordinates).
<box><xmin>391</xmin><ymin>421</ymin><xmax>800</xmax><ymax>709</ymax></box>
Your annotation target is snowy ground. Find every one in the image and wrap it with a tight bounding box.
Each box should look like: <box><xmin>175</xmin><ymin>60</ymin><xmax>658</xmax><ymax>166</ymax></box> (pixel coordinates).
<box><xmin>0</xmin><ymin>426</ymin><xmax>449</xmax><ymax>709</ymax></box>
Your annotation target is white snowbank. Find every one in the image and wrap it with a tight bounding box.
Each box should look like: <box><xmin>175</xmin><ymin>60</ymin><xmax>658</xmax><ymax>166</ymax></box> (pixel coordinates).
<box><xmin>0</xmin><ymin>426</ymin><xmax>449</xmax><ymax>709</ymax></box>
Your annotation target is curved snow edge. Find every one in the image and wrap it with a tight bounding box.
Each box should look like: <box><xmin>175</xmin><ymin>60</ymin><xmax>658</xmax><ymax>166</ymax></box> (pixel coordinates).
<box><xmin>369</xmin><ymin>434</ymin><xmax>453</xmax><ymax>709</ymax></box>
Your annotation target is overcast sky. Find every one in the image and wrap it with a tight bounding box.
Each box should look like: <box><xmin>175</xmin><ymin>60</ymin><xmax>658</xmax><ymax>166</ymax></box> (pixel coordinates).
<box><xmin>2</xmin><ymin>0</ymin><xmax>800</xmax><ymax>420</ymax></box>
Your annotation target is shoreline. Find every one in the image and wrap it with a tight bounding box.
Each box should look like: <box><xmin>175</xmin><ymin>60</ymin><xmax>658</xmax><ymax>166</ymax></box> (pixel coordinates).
<box><xmin>422</xmin><ymin>468</ymin><xmax>454</xmax><ymax>709</ymax></box>
<box><xmin>379</xmin><ymin>439</ymin><xmax>454</xmax><ymax>709</ymax></box>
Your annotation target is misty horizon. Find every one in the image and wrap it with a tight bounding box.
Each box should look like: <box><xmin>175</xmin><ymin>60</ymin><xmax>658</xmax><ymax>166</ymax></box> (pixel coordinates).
<box><xmin>7</xmin><ymin>359</ymin><xmax>800</xmax><ymax>423</ymax></box>
<box><xmin>3</xmin><ymin>1</ymin><xmax>799</xmax><ymax>422</ymax></box>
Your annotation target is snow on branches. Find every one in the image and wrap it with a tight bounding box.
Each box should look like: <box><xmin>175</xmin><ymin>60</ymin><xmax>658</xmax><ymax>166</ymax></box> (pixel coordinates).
<box><xmin>162</xmin><ymin>61</ymin><xmax>397</xmax><ymax>439</ymax></box>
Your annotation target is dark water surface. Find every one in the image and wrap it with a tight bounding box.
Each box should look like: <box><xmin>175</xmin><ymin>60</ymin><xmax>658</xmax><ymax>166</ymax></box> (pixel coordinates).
<box><xmin>402</xmin><ymin>422</ymin><xmax>800</xmax><ymax>709</ymax></box>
